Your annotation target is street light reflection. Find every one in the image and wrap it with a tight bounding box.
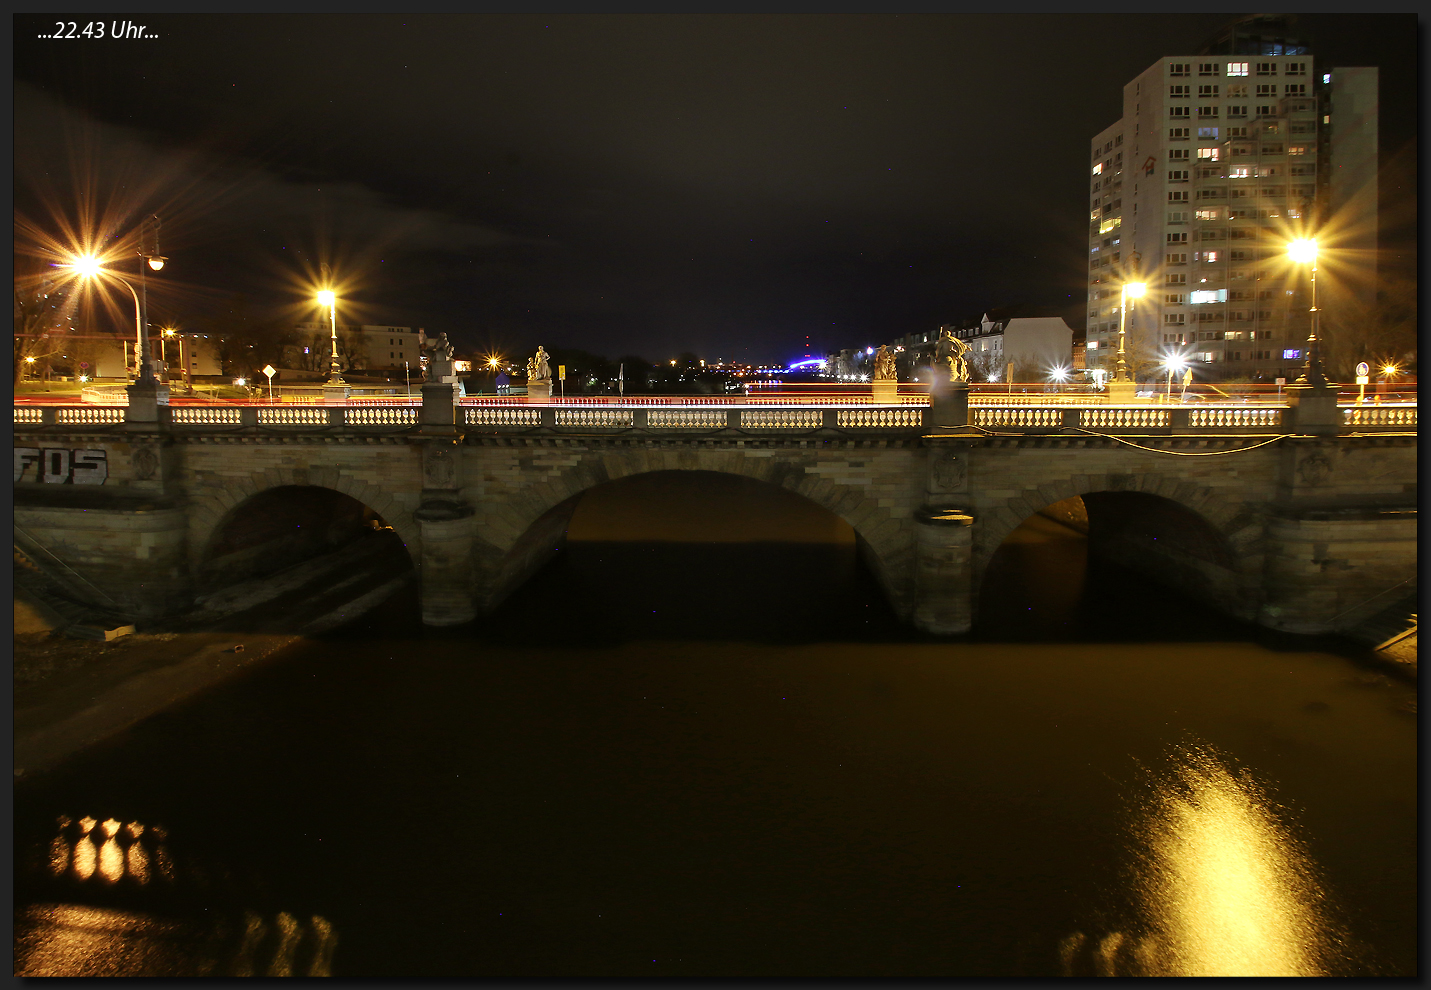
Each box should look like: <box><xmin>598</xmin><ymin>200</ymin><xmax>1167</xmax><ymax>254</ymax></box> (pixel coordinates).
<box><xmin>1061</xmin><ymin>745</ymin><xmax>1346</xmax><ymax>976</ymax></box>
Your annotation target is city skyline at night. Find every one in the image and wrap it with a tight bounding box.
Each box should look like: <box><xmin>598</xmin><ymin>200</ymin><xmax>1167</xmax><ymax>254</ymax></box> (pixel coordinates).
<box><xmin>13</xmin><ymin>14</ymin><xmax>1416</xmax><ymax>369</ymax></box>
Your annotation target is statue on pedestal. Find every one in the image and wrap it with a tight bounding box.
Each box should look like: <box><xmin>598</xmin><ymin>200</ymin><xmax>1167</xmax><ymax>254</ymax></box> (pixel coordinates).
<box><xmin>934</xmin><ymin>330</ymin><xmax>971</xmax><ymax>385</ymax></box>
<box><xmin>424</xmin><ymin>333</ymin><xmax>456</xmax><ymax>381</ymax></box>
<box><xmin>527</xmin><ymin>345</ymin><xmax>551</xmax><ymax>384</ymax></box>
<box><xmin>874</xmin><ymin>345</ymin><xmax>897</xmax><ymax>383</ymax></box>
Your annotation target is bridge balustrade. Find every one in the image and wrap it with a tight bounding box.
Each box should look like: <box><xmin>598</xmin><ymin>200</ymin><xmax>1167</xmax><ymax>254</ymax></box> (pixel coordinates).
<box><xmin>12</xmin><ymin>397</ymin><xmax>1417</xmax><ymax>436</ymax></box>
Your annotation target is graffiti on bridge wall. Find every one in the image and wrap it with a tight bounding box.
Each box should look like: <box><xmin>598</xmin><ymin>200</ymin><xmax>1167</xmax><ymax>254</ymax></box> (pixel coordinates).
<box><xmin>14</xmin><ymin>448</ymin><xmax>109</xmax><ymax>485</ymax></box>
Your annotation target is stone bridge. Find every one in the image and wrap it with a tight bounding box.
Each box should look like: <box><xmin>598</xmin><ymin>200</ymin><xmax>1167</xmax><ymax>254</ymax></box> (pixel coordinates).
<box><xmin>12</xmin><ymin>388</ymin><xmax>1417</xmax><ymax>635</ymax></box>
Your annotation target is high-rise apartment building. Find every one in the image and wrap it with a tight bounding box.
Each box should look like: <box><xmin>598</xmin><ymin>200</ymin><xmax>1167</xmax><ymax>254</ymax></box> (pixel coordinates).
<box><xmin>1084</xmin><ymin>16</ymin><xmax>1378</xmax><ymax>383</ymax></box>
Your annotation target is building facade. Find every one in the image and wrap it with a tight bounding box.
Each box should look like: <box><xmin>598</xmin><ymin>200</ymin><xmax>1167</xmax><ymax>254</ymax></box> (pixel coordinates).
<box><xmin>1085</xmin><ymin>17</ymin><xmax>1378</xmax><ymax>383</ymax></box>
<box><xmin>290</xmin><ymin>324</ymin><xmax>420</xmax><ymax>374</ymax></box>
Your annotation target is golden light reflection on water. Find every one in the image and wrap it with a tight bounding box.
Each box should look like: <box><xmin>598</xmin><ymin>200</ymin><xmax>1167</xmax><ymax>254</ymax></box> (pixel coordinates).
<box><xmin>25</xmin><ymin>816</ymin><xmax>337</xmax><ymax>976</ymax></box>
<box><xmin>1063</xmin><ymin>745</ymin><xmax>1344</xmax><ymax>977</ymax></box>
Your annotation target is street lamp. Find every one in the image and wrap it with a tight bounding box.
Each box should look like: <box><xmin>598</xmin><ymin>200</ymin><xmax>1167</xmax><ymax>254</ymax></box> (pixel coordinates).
<box><xmin>317</xmin><ymin>263</ymin><xmax>345</xmax><ymax>388</ymax></box>
<box><xmin>1164</xmin><ymin>355</ymin><xmax>1187</xmax><ymax>403</ymax></box>
<box><xmin>1114</xmin><ymin>281</ymin><xmax>1146</xmax><ymax>385</ymax></box>
<box><xmin>1286</xmin><ymin>237</ymin><xmax>1330</xmax><ymax>390</ymax></box>
<box><xmin>66</xmin><ymin>215</ymin><xmax>168</xmax><ymax>394</ymax></box>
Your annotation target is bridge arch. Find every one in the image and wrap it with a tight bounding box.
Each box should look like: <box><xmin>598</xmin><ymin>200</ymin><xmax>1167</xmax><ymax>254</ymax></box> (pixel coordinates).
<box><xmin>187</xmin><ymin>471</ymin><xmax>418</xmax><ymax>591</ymax></box>
<box><xmin>974</xmin><ymin>473</ymin><xmax>1265</xmax><ymax>624</ymax></box>
<box><xmin>472</xmin><ymin>449</ymin><xmax>917</xmax><ymax>616</ymax></box>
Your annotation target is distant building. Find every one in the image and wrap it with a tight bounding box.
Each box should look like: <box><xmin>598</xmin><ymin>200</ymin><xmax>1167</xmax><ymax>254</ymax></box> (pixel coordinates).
<box><xmin>942</xmin><ymin>312</ymin><xmax>1075</xmax><ymax>379</ymax></box>
<box><xmin>1085</xmin><ymin>14</ymin><xmax>1378</xmax><ymax>381</ymax></box>
<box><xmin>291</xmin><ymin>323</ymin><xmax>420</xmax><ymax>373</ymax></box>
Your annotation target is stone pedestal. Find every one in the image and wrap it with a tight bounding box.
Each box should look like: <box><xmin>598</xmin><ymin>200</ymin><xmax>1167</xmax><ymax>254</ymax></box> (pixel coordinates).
<box><xmin>872</xmin><ymin>381</ymin><xmax>898</xmax><ymax>403</ymax></box>
<box><xmin>322</xmin><ymin>384</ymin><xmax>350</xmax><ymax>405</ymax></box>
<box><xmin>527</xmin><ymin>379</ymin><xmax>552</xmax><ymax>401</ymax></box>
<box><xmin>1105</xmin><ymin>380</ymin><xmax>1138</xmax><ymax>404</ymax></box>
<box><xmin>929</xmin><ymin>381</ymin><xmax>969</xmax><ymax>430</ymax></box>
<box><xmin>420</xmin><ymin>383</ymin><xmax>460</xmax><ymax>428</ymax></box>
<box><xmin>1285</xmin><ymin>385</ymin><xmax>1339</xmax><ymax>435</ymax></box>
<box><xmin>124</xmin><ymin>379</ymin><xmax>169</xmax><ymax>425</ymax></box>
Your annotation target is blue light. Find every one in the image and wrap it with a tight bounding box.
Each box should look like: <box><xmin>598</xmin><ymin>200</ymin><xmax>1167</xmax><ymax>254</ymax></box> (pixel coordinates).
<box><xmin>788</xmin><ymin>358</ymin><xmax>825</xmax><ymax>370</ymax></box>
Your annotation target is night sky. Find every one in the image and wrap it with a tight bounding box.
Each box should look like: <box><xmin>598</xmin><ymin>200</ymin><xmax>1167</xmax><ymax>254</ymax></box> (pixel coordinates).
<box><xmin>13</xmin><ymin>13</ymin><xmax>1418</xmax><ymax>366</ymax></box>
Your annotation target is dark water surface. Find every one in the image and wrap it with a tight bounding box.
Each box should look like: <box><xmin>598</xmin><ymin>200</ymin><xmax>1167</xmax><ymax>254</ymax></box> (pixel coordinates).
<box><xmin>14</xmin><ymin>528</ymin><xmax>1417</xmax><ymax>976</ymax></box>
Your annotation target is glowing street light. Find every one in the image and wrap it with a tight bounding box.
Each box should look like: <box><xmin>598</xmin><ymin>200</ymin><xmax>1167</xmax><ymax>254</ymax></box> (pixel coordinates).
<box><xmin>317</xmin><ymin>264</ymin><xmax>344</xmax><ymax>388</ymax></box>
<box><xmin>1164</xmin><ymin>354</ymin><xmax>1188</xmax><ymax>402</ymax></box>
<box><xmin>1114</xmin><ymin>280</ymin><xmax>1146</xmax><ymax>386</ymax></box>
<box><xmin>67</xmin><ymin>213</ymin><xmax>167</xmax><ymax>393</ymax></box>
<box><xmin>1286</xmin><ymin>237</ymin><xmax>1329</xmax><ymax>390</ymax></box>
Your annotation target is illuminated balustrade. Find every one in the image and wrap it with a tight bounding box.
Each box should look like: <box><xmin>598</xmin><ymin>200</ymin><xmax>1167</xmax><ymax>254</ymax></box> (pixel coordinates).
<box><xmin>1343</xmin><ymin>405</ymin><xmax>1416</xmax><ymax>428</ymax></box>
<box><xmin>345</xmin><ymin>407</ymin><xmax>418</xmax><ymax>426</ymax></box>
<box><xmin>171</xmin><ymin>407</ymin><xmax>242</xmax><ymax>425</ymax></box>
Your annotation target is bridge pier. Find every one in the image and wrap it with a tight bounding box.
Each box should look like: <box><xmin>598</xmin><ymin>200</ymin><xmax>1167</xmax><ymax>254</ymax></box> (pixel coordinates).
<box><xmin>911</xmin><ymin>507</ymin><xmax>975</xmax><ymax>634</ymax></box>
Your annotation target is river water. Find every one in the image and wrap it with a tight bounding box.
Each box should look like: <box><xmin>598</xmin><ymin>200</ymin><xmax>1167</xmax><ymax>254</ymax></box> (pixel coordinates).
<box><xmin>13</xmin><ymin>477</ymin><xmax>1417</xmax><ymax>977</ymax></box>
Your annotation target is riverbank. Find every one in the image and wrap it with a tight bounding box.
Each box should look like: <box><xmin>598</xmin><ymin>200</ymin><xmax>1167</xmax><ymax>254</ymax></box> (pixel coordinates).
<box><xmin>14</xmin><ymin>627</ymin><xmax>300</xmax><ymax>777</ymax></box>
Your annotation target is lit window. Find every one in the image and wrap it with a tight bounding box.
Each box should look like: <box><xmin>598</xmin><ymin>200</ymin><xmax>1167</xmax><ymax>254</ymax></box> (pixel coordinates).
<box><xmin>1228</xmin><ymin>62</ymin><xmax>1249</xmax><ymax>77</ymax></box>
<box><xmin>1201</xmin><ymin>250</ymin><xmax>1220</xmax><ymax>262</ymax></box>
<box><xmin>1322</xmin><ymin>74</ymin><xmax>1331</xmax><ymax>84</ymax></box>
<box><xmin>1099</xmin><ymin>217</ymin><xmax>1122</xmax><ymax>233</ymax></box>
<box><xmin>1197</xmin><ymin>147</ymin><xmax>1220</xmax><ymax>161</ymax></box>
<box><xmin>1195</xmin><ymin>208</ymin><xmax>1220</xmax><ymax>220</ymax></box>
<box><xmin>1197</xmin><ymin>127</ymin><xmax>1219</xmax><ymax>139</ymax></box>
<box><xmin>1092</xmin><ymin>163</ymin><xmax>1103</xmax><ymax>175</ymax></box>
<box><xmin>1229</xmin><ymin>166</ymin><xmax>1252</xmax><ymax>178</ymax></box>
<box><xmin>1190</xmin><ymin>289</ymin><xmax>1227</xmax><ymax>304</ymax></box>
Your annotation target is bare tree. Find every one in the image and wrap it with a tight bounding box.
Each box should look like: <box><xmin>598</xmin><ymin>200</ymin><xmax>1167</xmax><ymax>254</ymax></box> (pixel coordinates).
<box><xmin>13</xmin><ymin>278</ymin><xmax>77</xmax><ymax>386</ymax></box>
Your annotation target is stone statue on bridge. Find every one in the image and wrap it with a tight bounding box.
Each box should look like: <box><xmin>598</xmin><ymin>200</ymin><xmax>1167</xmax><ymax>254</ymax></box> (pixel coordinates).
<box><xmin>424</xmin><ymin>333</ymin><xmax>456</xmax><ymax>381</ymax></box>
<box><xmin>934</xmin><ymin>330</ymin><xmax>971</xmax><ymax>385</ymax></box>
<box><xmin>874</xmin><ymin>345</ymin><xmax>897</xmax><ymax>383</ymax></box>
<box><xmin>527</xmin><ymin>345</ymin><xmax>551</xmax><ymax>384</ymax></box>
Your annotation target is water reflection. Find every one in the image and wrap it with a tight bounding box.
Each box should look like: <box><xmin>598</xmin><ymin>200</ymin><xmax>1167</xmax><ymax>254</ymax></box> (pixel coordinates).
<box><xmin>47</xmin><ymin>815</ymin><xmax>173</xmax><ymax>885</ymax></box>
<box><xmin>14</xmin><ymin>904</ymin><xmax>338</xmax><ymax>977</ymax></box>
<box><xmin>1063</xmin><ymin>745</ymin><xmax>1344</xmax><ymax>977</ymax></box>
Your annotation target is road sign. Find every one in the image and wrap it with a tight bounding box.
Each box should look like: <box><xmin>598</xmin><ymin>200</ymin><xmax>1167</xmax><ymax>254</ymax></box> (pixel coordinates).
<box><xmin>1275</xmin><ymin>377</ymin><xmax>1286</xmax><ymax>386</ymax></box>
<box><xmin>558</xmin><ymin>365</ymin><xmax>566</xmax><ymax>381</ymax></box>
<box><xmin>262</xmin><ymin>365</ymin><xmax>276</xmax><ymax>378</ymax></box>
<box><xmin>79</xmin><ymin>361</ymin><xmax>88</xmax><ymax>369</ymax></box>
<box><xmin>1355</xmin><ymin>362</ymin><xmax>1370</xmax><ymax>378</ymax></box>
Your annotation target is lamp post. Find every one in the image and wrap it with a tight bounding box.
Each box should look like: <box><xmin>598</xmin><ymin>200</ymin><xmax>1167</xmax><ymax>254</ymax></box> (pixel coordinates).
<box><xmin>1287</xmin><ymin>238</ymin><xmax>1330</xmax><ymax>391</ymax></box>
<box><xmin>67</xmin><ymin>217</ymin><xmax>169</xmax><ymax>418</ymax></box>
<box><xmin>1165</xmin><ymin>356</ymin><xmax>1185</xmax><ymax>403</ymax></box>
<box><xmin>1109</xmin><ymin>280</ymin><xmax>1145</xmax><ymax>402</ymax></box>
<box><xmin>317</xmin><ymin>264</ymin><xmax>348</xmax><ymax>403</ymax></box>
